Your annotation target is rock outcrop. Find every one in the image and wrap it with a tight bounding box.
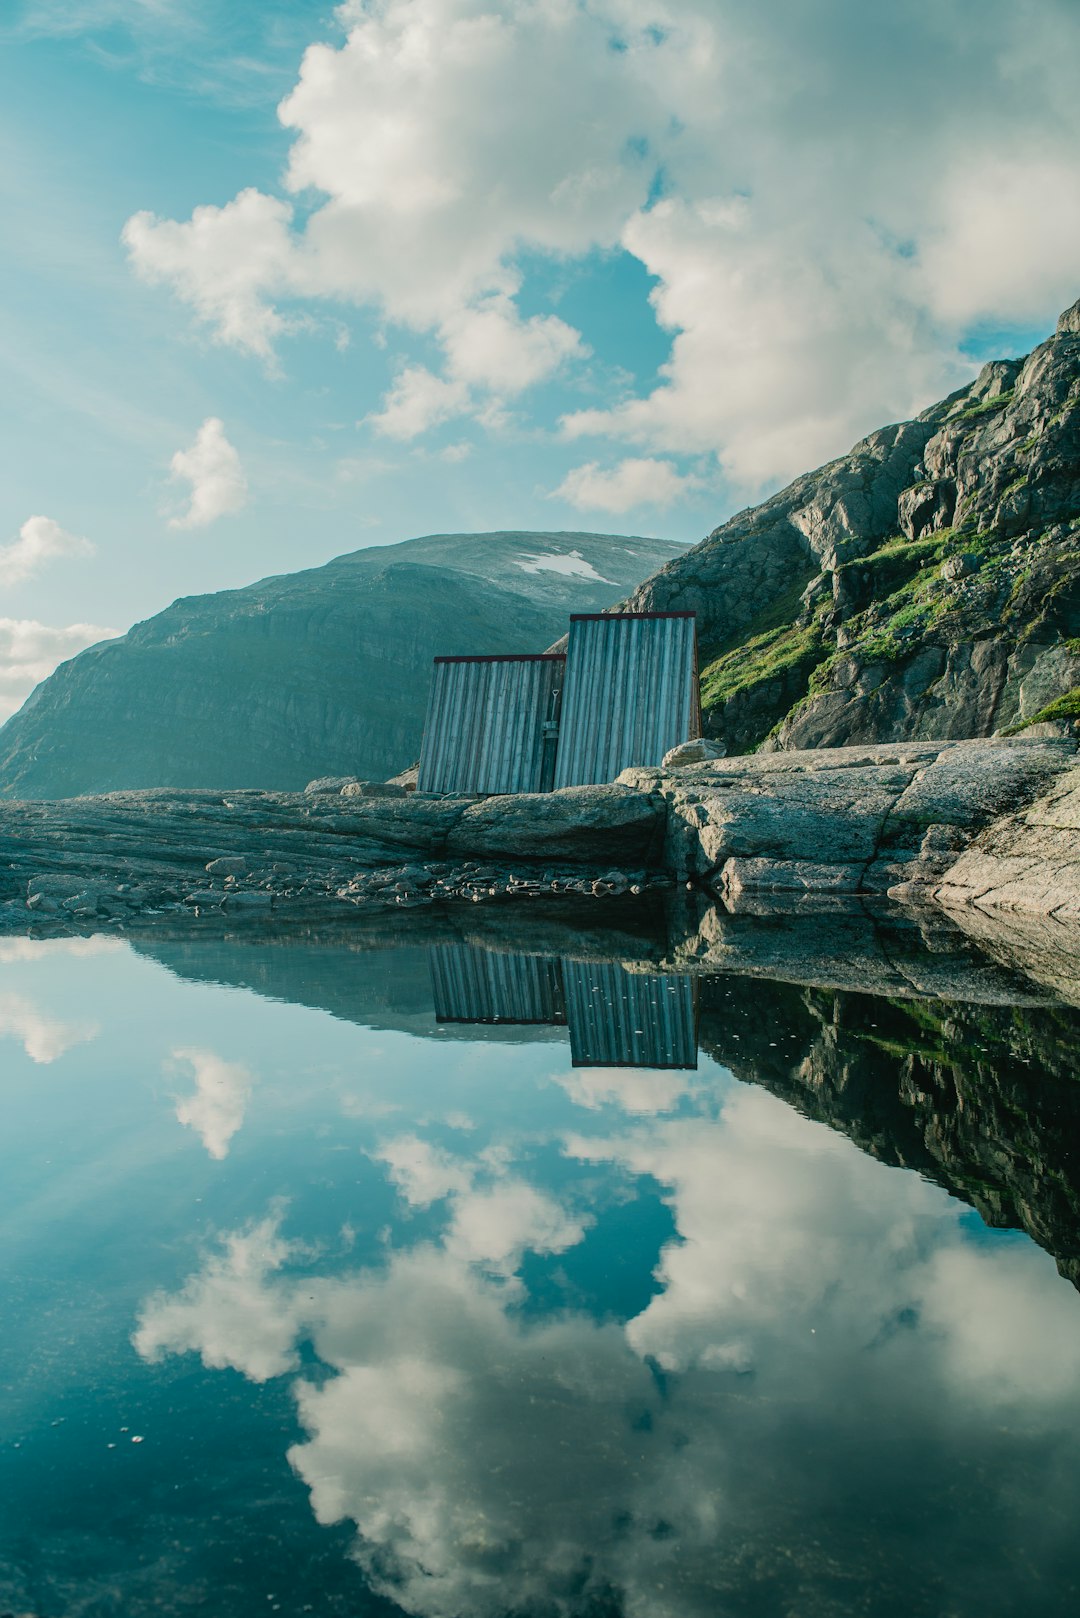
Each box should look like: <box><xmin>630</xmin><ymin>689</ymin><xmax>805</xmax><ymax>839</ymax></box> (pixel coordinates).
<box><xmin>934</xmin><ymin>757</ymin><xmax>1080</xmax><ymax>920</ymax></box>
<box><xmin>0</xmin><ymin>782</ymin><xmax>669</xmax><ymax>927</ymax></box>
<box><xmin>0</xmin><ymin>530</ymin><xmax>681</xmax><ymax>800</ymax></box>
<box><xmin>629</xmin><ymin>298</ymin><xmax>1080</xmax><ymax>753</ymax></box>
<box><xmin>3</xmin><ymin>736</ymin><xmax>1077</xmax><ymax>935</ymax></box>
<box><xmin>621</xmin><ymin>735</ymin><xmax>1077</xmax><ymax>897</ymax></box>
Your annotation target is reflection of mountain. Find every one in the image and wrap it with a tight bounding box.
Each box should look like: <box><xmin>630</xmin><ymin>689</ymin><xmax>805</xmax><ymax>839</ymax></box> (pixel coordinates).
<box><xmin>698</xmin><ymin>979</ymin><xmax>1080</xmax><ymax>1288</ymax></box>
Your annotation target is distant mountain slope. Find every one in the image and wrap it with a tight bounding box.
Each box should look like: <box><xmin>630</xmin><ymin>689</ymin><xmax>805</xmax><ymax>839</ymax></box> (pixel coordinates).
<box><xmin>0</xmin><ymin>531</ymin><xmax>682</xmax><ymax>798</ymax></box>
<box><xmin>629</xmin><ymin>297</ymin><xmax>1080</xmax><ymax>752</ymax></box>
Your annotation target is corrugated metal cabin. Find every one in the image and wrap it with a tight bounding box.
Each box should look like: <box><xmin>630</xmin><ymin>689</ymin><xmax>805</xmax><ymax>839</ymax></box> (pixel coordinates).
<box><xmin>417</xmin><ymin>653</ymin><xmax>564</xmax><ymax>795</ymax></box>
<box><xmin>553</xmin><ymin>611</ymin><xmax>700</xmax><ymax>788</ymax></box>
<box><xmin>429</xmin><ymin>944</ymin><xmax>565</xmax><ymax>1026</ymax></box>
<box><xmin>427</xmin><ymin>943</ymin><xmax>698</xmax><ymax>1068</ymax></box>
<box><xmin>561</xmin><ymin>961</ymin><xmax>698</xmax><ymax>1069</ymax></box>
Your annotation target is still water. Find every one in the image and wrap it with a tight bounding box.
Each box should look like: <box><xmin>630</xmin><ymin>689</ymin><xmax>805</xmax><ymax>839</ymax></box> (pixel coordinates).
<box><xmin>3</xmin><ymin>913</ymin><xmax>1080</xmax><ymax>1617</ymax></box>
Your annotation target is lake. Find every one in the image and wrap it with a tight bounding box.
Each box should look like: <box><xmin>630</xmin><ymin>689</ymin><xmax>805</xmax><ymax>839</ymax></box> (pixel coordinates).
<box><xmin>3</xmin><ymin>904</ymin><xmax>1080</xmax><ymax>1617</ymax></box>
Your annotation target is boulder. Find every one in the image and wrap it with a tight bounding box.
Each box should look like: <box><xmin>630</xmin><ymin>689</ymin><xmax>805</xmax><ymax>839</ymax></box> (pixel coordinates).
<box><xmin>446</xmin><ymin>784</ymin><xmax>665</xmax><ymax>865</ymax></box>
<box><xmin>386</xmin><ymin>765</ymin><xmax>420</xmax><ymax>791</ymax></box>
<box><xmin>340</xmin><ymin>780</ymin><xmax>411</xmax><ymax>799</ymax></box>
<box><xmin>206</xmin><ymin>855</ymin><xmax>249</xmax><ymax>876</ymax></box>
<box><xmin>662</xmin><ymin>738</ymin><xmax>727</xmax><ymax>768</ymax></box>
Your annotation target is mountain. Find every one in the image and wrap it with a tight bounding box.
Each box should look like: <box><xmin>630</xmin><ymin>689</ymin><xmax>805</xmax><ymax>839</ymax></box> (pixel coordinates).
<box><xmin>0</xmin><ymin>531</ymin><xmax>683</xmax><ymax>799</ymax></box>
<box><xmin>630</xmin><ymin>297</ymin><xmax>1080</xmax><ymax>752</ymax></box>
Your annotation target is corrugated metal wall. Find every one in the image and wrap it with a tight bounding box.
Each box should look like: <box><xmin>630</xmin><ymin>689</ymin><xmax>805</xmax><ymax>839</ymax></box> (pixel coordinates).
<box><xmin>561</xmin><ymin>960</ymin><xmax>698</xmax><ymax>1069</ymax></box>
<box><xmin>427</xmin><ymin>943</ymin><xmax>698</xmax><ymax>1067</ymax></box>
<box><xmin>417</xmin><ymin>655</ymin><xmax>564</xmax><ymax>795</ymax></box>
<box><xmin>429</xmin><ymin>944</ymin><xmax>565</xmax><ymax>1025</ymax></box>
<box><xmin>553</xmin><ymin>613</ymin><xmax>700</xmax><ymax>788</ymax></box>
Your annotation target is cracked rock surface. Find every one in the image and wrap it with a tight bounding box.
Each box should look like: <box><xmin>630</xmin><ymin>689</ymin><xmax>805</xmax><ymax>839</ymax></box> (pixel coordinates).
<box><xmin>620</xmin><ymin>736</ymin><xmax>1077</xmax><ymax>898</ymax></box>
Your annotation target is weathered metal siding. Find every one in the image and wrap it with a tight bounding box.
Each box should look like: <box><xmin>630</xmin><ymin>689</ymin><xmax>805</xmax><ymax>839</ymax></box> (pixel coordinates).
<box><xmin>417</xmin><ymin>655</ymin><xmax>564</xmax><ymax>795</ymax></box>
<box><xmin>553</xmin><ymin>613</ymin><xmax>700</xmax><ymax>788</ymax></box>
<box><xmin>561</xmin><ymin>960</ymin><xmax>698</xmax><ymax>1069</ymax></box>
<box><xmin>429</xmin><ymin>944</ymin><xmax>565</xmax><ymax>1025</ymax></box>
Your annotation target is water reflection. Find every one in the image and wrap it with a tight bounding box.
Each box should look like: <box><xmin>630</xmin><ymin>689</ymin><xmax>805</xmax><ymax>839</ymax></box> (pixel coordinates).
<box><xmin>5</xmin><ymin>908</ymin><xmax>1080</xmax><ymax>1615</ymax></box>
<box><xmin>430</xmin><ymin>942</ymin><xmax>698</xmax><ymax>1068</ymax></box>
<box><xmin>135</xmin><ymin>1086</ymin><xmax>1080</xmax><ymax>1618</ymax></box>
<box><xmin>169</xmin><ymin>1047</ymin><xmax>256</xmax><ymax>1160</ymax></box>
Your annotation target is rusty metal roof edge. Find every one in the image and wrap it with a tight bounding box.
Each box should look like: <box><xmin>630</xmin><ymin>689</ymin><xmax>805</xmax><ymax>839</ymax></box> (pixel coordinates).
<box><xmin>432</xmin><ymin>652</ymin><xmax>567</xmax><ymax>664</ymax></box>
<box><xmin>568</xmin><ymin>610</ymin><xmax>697</xmax><ymax>622</ymax></box>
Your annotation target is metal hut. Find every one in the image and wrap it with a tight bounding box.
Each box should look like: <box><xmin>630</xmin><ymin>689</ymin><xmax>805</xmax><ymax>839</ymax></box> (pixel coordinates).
<box><xmin>554</xmin><ymin>611</ymin><xmax>700</xmax><ymax>788</ymax></box>
<box><xmin>417</xmin><ymin>653</ymin><xmax>564</xmax><ymax>795</ymax></box>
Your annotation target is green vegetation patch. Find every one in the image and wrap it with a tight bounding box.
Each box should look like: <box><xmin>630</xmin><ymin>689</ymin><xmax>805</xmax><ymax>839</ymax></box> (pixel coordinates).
<box><xmin>950</xmin><ymin>388</ymin><xmax>1015</xmax><ymax>424</ymax></box>
<box><xmin>701</xmin><ymin>617</ymin><xmax>825</xmax><ymax>708</ymax></box>
<box><xmin>1002</xmin><ymin>686</ymin><xmax>1080</xmax><ymax>734</ymax></box>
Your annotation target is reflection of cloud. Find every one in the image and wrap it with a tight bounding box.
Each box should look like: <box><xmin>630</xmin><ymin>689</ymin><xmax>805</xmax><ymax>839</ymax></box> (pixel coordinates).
<box><xmin>0</xmin><ymin>936</ymin><xmax>125</xmax><ymax>963</ymax></box>
<box><xmin>555</xmin><ymin>1065</ymin><xmax>696</xmax><ymax>1116</ymax></box>
<box><xmin>569</xmin><ymin>1085</ymin><xmax>946</xmax><ymax>1376</ymax></box>
<box><xmin>378</xmin><ymin>1133</ymin><xmax>588</xmax><ymax>1277</ymax></box>
<box><xmin>134</xmin><ymin>1092</ymin><xmax>1080</xmax><ymax>1617</ymax></box>
<box><xmin>135</xmin><ymin>1211</ymin><xmax>303</xmax><ymax>1383</ymax></box>
<box><xmin>170</xmin><ymin>1046</ymin><xmax>255</xmax><ymax>1159</ymax></box>
<box><xmin>0</xmin><ymin>991</ymin><xmax>98</xmax><ymax>1063</ymax></box>
<box><xmin>921</xmin><ymin>1242</ymin><xmax>1080</xmax><ymax>1404</ymax></box>
<box><xmin>380</xmin><ymin>1134</ymin><xmax>473</xmax><ymax>1206</ymax></box>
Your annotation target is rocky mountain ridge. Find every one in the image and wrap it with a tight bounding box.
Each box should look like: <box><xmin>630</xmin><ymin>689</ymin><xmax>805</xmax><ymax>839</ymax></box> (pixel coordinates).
<box><xmin>632</xmin><ymin>296</ymin><xmax>1080</xmax><ymax>753</ymax></box>
<box><xmin>0</xmin><ymin>531</ymin><xmax>681</xmax><ymax>799</ymax></box>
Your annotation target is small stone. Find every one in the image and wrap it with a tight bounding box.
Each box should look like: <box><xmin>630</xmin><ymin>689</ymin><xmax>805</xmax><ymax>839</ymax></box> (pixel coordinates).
<box><xmin>662</xmin><ymin>738</ymin><xmax>728</xmax><ymax>769</ymax></box>
<box><xmin>206</xmin><ymin>856</ymin><xmax>249</xmax><ymax>877</ymax></box>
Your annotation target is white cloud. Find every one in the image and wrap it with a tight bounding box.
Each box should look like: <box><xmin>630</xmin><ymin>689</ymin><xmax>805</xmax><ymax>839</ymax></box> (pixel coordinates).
<box><xmin>0</xmin><ymin>516</ymin><xmax>94</xmax><ymax>589</ymax></box>
<box><xmin>555</xmin><ymin>1064</ymin><xmax>694</xmax><ymax>1114</ymax></box>
<box><xmin>167</xmin><ymin>416</ymin><xmax>248</xmax><ymax>529</ymax></box>
<box><xmin>170</xmin><ymin>1046</ymin><xmax>255</xmax><ymax>1160</ymax></box>
<box><xmin>367</xmin><ymin>365</ymin><xmax>470</xmax><ymax>441</ymax></box>
<box><xmin>0</xmin><ymin>618</ymin><xmax>121</xmax><ymax>723</ymax></box>
<box><xmin>0</xmin><ymin>991</ymin><xmax>98</xmax><ymax>1064</ymax></box>
<box><xmin>553</xmin><ymin>455</ymin><xmax>701</xmax><ymax>513</ymax></box>
<box><xmin>121</xmin><ymin>0</ymin><xmax>1080</xmax><ymax>484</ymax></box>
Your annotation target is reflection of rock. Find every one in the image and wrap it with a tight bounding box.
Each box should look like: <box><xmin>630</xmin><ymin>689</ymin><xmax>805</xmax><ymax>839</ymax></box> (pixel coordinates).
<box><xmin>697</xmin><ymin>977</ymin><xmax>1080</xmax><ymax>1289</ymax></box>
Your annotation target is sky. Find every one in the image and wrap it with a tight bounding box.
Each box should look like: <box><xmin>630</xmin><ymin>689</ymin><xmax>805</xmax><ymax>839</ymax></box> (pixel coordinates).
<box><xmin>2</xmin><ymin>0</ymin><xmax>1080</xmax><ymax>721</ymax></box>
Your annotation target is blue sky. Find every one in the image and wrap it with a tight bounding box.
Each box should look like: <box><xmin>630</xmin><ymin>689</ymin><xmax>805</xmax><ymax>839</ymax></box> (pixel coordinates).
<box><xmin>1</xmin><ymin>0</ymin><xmax>1079</xmax><ymax>718</ymax></box>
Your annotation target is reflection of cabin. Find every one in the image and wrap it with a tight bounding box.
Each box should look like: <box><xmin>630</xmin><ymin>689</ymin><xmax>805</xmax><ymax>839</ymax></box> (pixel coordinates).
<box><xmin>429</xmin><ymin>944</ymin><xmax>698</xmax><ymax>1070</ymax></box>
<box><xmin>417</xmin><ymin>611</ymin><xmax>700</xmax><ymax>794</ymax></box>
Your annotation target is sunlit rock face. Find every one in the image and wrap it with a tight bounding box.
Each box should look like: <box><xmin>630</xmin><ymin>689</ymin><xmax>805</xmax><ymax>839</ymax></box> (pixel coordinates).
<box><xmin>630</xmin><ymin>301</ymin><xmax>1080</xmax><ymax>754</ymax></box>
<box><xmin>0</xmin><ymin>531</ymin><xmax>681</xmax><ymax>799</ymax></box>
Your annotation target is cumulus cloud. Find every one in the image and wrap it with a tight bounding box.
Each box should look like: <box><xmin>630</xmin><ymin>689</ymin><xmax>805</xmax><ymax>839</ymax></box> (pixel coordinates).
<box><xmin>0</xmin><ymin>516</ymin><xmax>94</xmax><ymax>589</ymax></box>
<box><xmin>167</xmin><ymin>417</ymin><xmax>248</xmax><ymax>529</ymax></box>
<box><xmin>122</xmin><ymin>0</ymin><xmax>1080</xmax><ymax>485</ymax></box>
<box><xmin>0</xmin><ymin>618</ymin><xmax>120</xmax><ymax>723</ymax></box>
<box><xmin>552</xmin><ymin>456</ymin><xmax>701</xmax><ymax>513</ymax></box>
<box><xmin>170</xmin><ymin>1046</ymin><xmax>256</xmax><ymax>1160</ymax></box>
